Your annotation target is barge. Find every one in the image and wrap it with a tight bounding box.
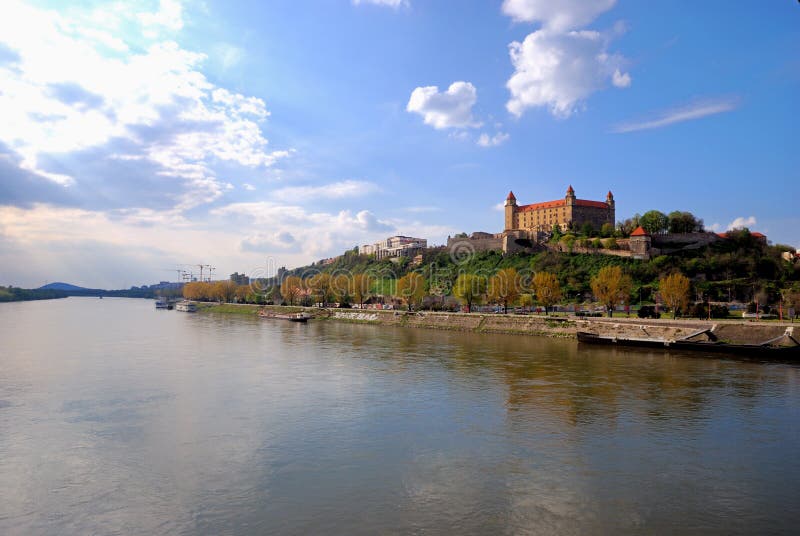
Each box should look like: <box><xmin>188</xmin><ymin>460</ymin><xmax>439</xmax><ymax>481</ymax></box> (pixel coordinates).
<box><xmin>578</xmin><ymin>324</ymin><xmax>800</xmax><ymax>358</ymax></box>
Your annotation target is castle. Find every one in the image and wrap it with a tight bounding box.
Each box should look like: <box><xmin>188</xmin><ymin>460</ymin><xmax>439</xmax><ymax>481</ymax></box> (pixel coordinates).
<box><xmin>505</xmin><ymin>185</ymin><xmax>615</xmax><ymax>235</ymax></box>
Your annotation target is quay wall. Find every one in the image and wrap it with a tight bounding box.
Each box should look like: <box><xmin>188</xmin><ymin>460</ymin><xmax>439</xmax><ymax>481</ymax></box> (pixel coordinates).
<box><xmin>195</xmin><ymin>303</ymin><xmax>752</xmax><ymax>341</ymax></box>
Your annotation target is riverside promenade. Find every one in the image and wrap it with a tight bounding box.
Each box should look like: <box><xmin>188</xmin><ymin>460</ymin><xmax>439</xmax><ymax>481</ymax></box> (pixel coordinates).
<box><xmin>196</xmin><ymin>302</ymin><xmax>797</xmax><ymax>344</ymax></box>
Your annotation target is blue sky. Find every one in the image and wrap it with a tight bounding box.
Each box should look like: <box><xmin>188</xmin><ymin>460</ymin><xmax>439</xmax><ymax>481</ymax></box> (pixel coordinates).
<box><xmin>0</xmin><ymin>0</ymin><xmax>798</xmax><ymax>288</ymax></box>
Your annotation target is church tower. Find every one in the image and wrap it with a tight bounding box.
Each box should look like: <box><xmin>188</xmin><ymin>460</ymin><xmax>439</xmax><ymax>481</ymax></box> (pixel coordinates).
<box><xmin>504</xmin><ymin>191</ymin><xmax>517</xmax><ymax>230</ymax></box>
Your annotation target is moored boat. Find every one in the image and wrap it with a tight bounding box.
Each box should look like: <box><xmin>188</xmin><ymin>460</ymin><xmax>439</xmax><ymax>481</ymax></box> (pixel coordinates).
<box><xmin>258</xmin><ymin>310</ymin><xmax>310</xmax><ymax>322</ymax></box>
<box><xmin>577</xmin><ymin>325</ymin><xmax>800</xmax><ymax>359</ymax></box>
<box><xmin>175</xmin><ymin>301</ymin><xmax>196</xmax><ymax>312</ymax></box>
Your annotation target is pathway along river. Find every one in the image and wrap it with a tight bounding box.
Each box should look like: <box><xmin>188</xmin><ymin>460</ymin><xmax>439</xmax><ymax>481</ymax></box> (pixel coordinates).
<box><xmin>1</xmin><ymin>297</ymin><xmax>799</xmax><ymax>535</ymax></box>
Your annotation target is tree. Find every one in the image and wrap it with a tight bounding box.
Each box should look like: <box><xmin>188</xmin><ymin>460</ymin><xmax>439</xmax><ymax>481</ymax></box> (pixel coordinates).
<box><xmin>600</xmin><ymin>222</ymin><xmax>615</xmax><ymax>238</ymax></box>
<box><xmin>350</xmin><ymin>273</ymin><xmax>374</xmax><ymax>308</ymax></box>
<box><xmin>581</xmin><ymin>221</ymin><xmax>595</xmax><ymax>237</ymax></box>
<box><xmin>551</xmin><ymin>224</ymin><xmax>563</xmax><ymax>241</ymax></box>
<box><xmin>532</xmin><ymin>272</ymin><xmax>562</xmax><ymax>315</ymax></box>
<box><xmin>590</xmin><ymin>266</ymin><xmax>632</xmax><ymax>317</ymax></box>
<box><xmin>659</xmin><ymin>272</ymin><xmax>691</xmax><ymax>318</ymax></box>
<box><xmin>668</xmin><ymin>211</ymin><xmax>704</xmax><ymax>234</ymax></box>
<box><xmin>332</xmin><ymin>274</ymin><xmax>351</xmax><ymax>305</ymax></box>
<box><xmin>308</xmin><ymin>273</ymin><xmax>333</xmax><ymax>306</ymax></box>
<box><xmin>453</xmin><ymin>274</ymin><xmax>486</xmax><ymax>313</ymax></box>
<box><xmin>396</xmin><ymin>272</ymin><xmax>426</xmax><ymax>311</ymax></box>
<box><xmin>280</xmin><ymin>276</ymin><xmax>303</xmax><ymax>306</ymax></box>
<box><xmin>487</xmin><ymin>268</ymin><xmax>520</xmax><ymax>313</ymax></box>
<box><xmin>213</xmin><ymin>280</ymin><xmax>237</xmax><ymax>303</ymax></box>
<box><xmin>640</xmin><ymin>210</ymin><xmax>669</xmax><ymax>235</ymax></box>
<box><xmin>235</xmin><ymin>284</ymin><xmax>251</xmax><ymax>303</ymax></box>
<box><xmin>618</xmin><ymin>214</ymin><xmax>641</xmax><ymax>237</ymax></box>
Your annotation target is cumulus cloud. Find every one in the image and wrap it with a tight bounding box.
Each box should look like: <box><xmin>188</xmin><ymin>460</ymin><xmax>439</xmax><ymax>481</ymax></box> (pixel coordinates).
<box><xmin>612</xmin><ymin>97</ymin><xmax>739</xmax><ymax>133</ymax></box>
<box><xmin>270</xmin><ymin>180</ymin><xmax>379</xmax><ymax>202</ymax></box>
<box><xmin>506</xmin><ymin>29</ymin><xmax>630</xmax><ymax>118</ymax></box>
<box><xmin>407</xmin><ymin>82</ymin><xmax>481</xmax><ymax>129</ymax></box>
<box><xmin>242</xmin><ymin>183</ymin><xmax>256</xmax><ymax>191</ymax></box>
<box><xmin>211</xmin><ymin>202</ymin><xmax>396</xmax><ymax>257</ymax></box>
<box><xmin>727</xmin><ymin>216</ymin><xmax>757</xmax><ymax>231</ymax></box>
<box><xmin>502</xmin><ymin>0</ymin><xmax>616</xmax><ymax>31</ymax></box>
<box><xmin>0</xmin><ymin>0</ymin><xmax>289</xmax><ymax>209</ymax></box>
<box><xmin>138</xmin><ymin>0</ymin><xmax>184</xmax><ymax>33</ymax></box>
<box><xmin>477</xmin><ymin>132</ymin><xmax>510</xmax><ymax>147</ymax></box>
<box><xmin>0</xmin><ymin>201</ymin><xmax>447</xmax><ymax>287</ymax></box>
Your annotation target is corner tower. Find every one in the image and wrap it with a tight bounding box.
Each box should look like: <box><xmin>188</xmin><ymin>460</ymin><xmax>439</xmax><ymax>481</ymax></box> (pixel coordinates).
<box><xmin>504</xmin><ymin>191</ymin><xmax>517</xmax><ymax>230</ymax></box>
<box><xmin>565</xmin><ymin>185</ymin><xmax>576</xmax><ymax>206</ymax></box>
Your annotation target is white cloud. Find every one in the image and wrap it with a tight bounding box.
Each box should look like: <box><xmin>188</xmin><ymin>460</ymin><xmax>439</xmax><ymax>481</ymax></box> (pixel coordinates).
<box><xmin>493</xmin><ymin>202</ymin><xmax>505</xmax><ymax>212</ymax></box>
<box><xmin>612</xmin><ymin>98</ymin><xmax>739</xmax><ymax>133</ymax></box>
<box><xmin>211</xmin><ymin>202</ymin><xmax>395</xmax><ymax>257</ymax></box>
<box><xmin>352</xmin><ymin>0</ymin><xmax>408</xmax><ymax>8</ymax></box>
<box><xmin>477</xmin><ymin>132</ymin><xmax>510</xmax><ymax>147</ymax></box>
<box><xmin>407</xmin><ymin>81</ymin><xmax>481</xmax><ymax>129</ymax></box>
<box><xmin>727</xmin><ymin>216</ymin><xmax>757</xmax><ymax>231</ymax></box>
<box><xmin>0</xmin><ymin>0</ymin><xmax>289</xmax><ymax>209</ymax></box>
<box><xmin>612</xmin><ymin>69</ymin><xmax>631</xmax><ymax>88</ymax></box>
<box><xmin>242</xmin><ymin>183</ymin><xmax>256</xmax><ymax>191</ymax></box>
<box><xmin>502</xmin><ymin>0</ymin><xmax>616</xmax><ymax>31</ymax></box>
<box><xmin>214</xmin><ymin>43</ymin><xmax>244</xmax><ymax>70</ymax></box>
<box><xmin>506</xmin><ymin>29</ymin><xmax>630</xmax><ymax>118</ymax></box>
<box><xmin>270</xmin><ymin>180</ymin><xmax>379</xmax><ymax>202</ymax></box>
<box><xmin>138</xmin><ymin>0</ymin><xmax>184</xmax><ymax>32</ymax></box>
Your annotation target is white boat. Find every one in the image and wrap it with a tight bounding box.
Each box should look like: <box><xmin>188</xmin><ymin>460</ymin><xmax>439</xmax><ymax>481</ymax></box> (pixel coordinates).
<box><xmin>175</xmin><ymin>301</ymin><xmax>196</xmax><ymax>312</ymax></box>
<box><xmin>155</xmin><ymin>297</ymin><xmax>169</xmax><ymax>309</ymax></box>
<box><xmin>258</xmin><ymin>310</ymin><xmax>311</xmax><ymax>322</ymax></box>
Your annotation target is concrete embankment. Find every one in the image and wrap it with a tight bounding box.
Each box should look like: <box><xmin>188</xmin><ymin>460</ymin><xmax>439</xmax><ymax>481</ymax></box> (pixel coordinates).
<box><xmin>195</xmin><ymin>302</ymin><xmax>793</xmax><ymax>342</ymax></box>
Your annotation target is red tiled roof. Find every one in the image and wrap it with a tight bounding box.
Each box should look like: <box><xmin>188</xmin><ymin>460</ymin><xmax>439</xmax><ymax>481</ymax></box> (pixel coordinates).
<box><xmin>517</xmin><ymin>198</ymin><xmax>609</xmax><ymax>211</ymax></box>
<box><xmin>717</xmin><ymin>231</ymin><xmax>767</xmax><ymax>239</ymax></box>
<box><xmin>575</xmin><ymin>199</ymin><xmax>609</xmax><ymax>209</ymax></box>
<box><xmin>631</xmin><ymin>226</ymin><xmax>648</xmax><ymax>236</ymax></box>
<box><xmin>507</xmin><ymin>190</ymin><xmax>516</xmax><ymax>201</ymax></box>
<box><xmin>518</xmin><ymin>200</ymin><xmax>565</xmax><ymax>211</ymax></box>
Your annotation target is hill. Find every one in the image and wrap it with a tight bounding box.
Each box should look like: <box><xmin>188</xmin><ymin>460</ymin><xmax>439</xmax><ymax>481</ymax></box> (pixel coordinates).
<box><xmin>38</xmin><ymin>282</ymin><xmax>89</xmax><ymax>291</ymax></box>
<box><xmin>261</xmin><ymin>230</ymin><xmax>800</xmax><ymax>306</ymax></box>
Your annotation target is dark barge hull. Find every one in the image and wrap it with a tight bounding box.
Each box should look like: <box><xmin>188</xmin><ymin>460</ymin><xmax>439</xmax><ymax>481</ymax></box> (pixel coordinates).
<box><xmin>577</xmin><ymin>332</ymin><xmax>800</xmax><ymax>359</ymax></box>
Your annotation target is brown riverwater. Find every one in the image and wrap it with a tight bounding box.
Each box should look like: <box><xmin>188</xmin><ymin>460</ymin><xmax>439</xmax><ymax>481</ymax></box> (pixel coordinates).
<box><xmin>1</xmin><ymin>297</ymin><xmax>799</xmax><ymax>535</ymax></box>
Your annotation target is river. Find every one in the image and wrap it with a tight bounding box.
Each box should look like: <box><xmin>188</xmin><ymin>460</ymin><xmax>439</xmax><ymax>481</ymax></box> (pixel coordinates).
<box><xmin>1</xmin><ymin>297</ymin><xmax>799</xmax><ymax>535</ymax></box>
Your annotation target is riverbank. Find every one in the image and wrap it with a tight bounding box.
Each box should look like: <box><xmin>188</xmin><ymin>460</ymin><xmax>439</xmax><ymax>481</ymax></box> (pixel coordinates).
<box><xmin>195</xmin><ymin>302</ymin><xmax>797</xmax><ymax>342</ymax></box>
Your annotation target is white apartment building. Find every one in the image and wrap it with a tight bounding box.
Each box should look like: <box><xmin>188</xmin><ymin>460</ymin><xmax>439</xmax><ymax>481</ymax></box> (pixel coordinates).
<box><xmin>359</xmin><ymin>235</ymin><xmax>427</xmax><ymax>260</ymax></box>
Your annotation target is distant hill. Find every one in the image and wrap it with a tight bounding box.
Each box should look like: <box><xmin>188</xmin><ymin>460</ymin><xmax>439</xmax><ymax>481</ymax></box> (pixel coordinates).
<box><xmin>38</xmin><ymin>282</ymin><xmax>89</xmax><ymax>291</ymax></box>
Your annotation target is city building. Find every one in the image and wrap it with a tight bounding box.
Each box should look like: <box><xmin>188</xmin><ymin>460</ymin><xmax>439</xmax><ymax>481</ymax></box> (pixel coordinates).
<box><xmin>504</xmin><ymin>186</ymin><xmax>615</xmax><ymax>234</ymax></box>
<box><xmin>359</xmin><ymin>235</ymin><xmax>428</xmax><ymax>260</ymax></box>
<box><xmin>230</xmin><ymin>272</ymin><xmax>250</xmax><ymax>285</ymax></box>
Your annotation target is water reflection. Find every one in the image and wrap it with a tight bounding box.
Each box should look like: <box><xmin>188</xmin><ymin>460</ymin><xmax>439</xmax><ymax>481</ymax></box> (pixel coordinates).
<box><xmin>0</xmin><ymin>298</ymin><xmax>798</xmax><ymax>535</ymax></box>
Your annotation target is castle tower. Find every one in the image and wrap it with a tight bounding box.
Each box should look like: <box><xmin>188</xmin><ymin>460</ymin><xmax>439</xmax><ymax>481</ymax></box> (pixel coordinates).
<box><xmin>606</xmin><ymin>190</ymin><xmax>616</xmax><ymax>225</ymax></box>
<box><xmin>504</xmin><ymin>191</ymin><xmax>517</xmax><ymax>230</ymax></box>
<box><xmin>565</xmin><ymin>185</ymin><xmax>576</xmax><ymax>206</ymax></box>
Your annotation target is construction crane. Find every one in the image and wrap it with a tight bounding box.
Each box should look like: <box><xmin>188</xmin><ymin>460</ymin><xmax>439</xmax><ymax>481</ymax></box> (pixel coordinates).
<box><xmin>173</xmin><ymin>263</ymin><xmax>215</xmax><ymax>282</ymax></box>
<box><xmin>162</xmin><ymin>268</ymin><xmax>184</xmax><ymax>283</ymax></box>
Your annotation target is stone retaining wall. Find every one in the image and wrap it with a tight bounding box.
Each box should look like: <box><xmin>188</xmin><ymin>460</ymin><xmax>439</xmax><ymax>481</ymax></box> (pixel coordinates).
<box><xmin>198</xmin><ymin>302</ymin><xmax>794</xmax><ymax>343</ymax></box>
